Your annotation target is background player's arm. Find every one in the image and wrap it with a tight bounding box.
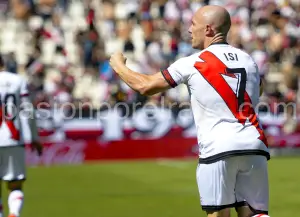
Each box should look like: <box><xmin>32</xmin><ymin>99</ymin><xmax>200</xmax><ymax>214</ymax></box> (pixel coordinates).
<box><xmin>110</xmin><ymin>53</ymin><xmax>171</xmax><ymax>96</ymax></box>
<box><xmin>260</xmin><ymin>79</ymin><xmax>264</xmax><ymax>96</ymax></box>
<box><xmin>23</xmin><ymin>98</ymin><xmax>43</xmax><ymax>156</ymax></box>
<box><xmin>20</xmin><ymin>80</ymin><xmax>43</xmax><ymax>155</ymax></box>
<box><xmin>27</xmin><ymin>104</ymin><xmax>39</xmax><ymax>142</ymax></box>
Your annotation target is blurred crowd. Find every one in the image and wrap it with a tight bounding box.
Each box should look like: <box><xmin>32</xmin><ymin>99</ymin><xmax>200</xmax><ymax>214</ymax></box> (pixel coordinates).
<box><xmin>1</xmin><ymin>0</ymin><xmax>300</xmax><ymax>125</ymax></box>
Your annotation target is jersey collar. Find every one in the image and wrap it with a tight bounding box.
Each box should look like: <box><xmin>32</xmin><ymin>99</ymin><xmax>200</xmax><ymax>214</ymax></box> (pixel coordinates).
<box><xmin>209</xmin><ymin>42</ymin><xmax>229</xmax><ymax>46</ymax></box>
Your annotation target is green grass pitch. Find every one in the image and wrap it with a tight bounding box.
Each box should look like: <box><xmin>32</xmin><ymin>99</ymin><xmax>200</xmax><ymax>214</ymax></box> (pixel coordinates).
<box><xmin>3</xmin><ymin>157</ymin><xmax>299</xmax><ymax>217</ymax></box>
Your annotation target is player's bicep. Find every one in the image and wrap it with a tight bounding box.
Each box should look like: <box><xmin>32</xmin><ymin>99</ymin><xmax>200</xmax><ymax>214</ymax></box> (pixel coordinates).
<box><xmin>143</xmin><ymin>57</ymin><xmax>190</xmax><ymax>96</ymax></box>
<box><xmin>161</xmin><ymin>58</ymin><xmax>190</xmax><ymax>86</ymax></box>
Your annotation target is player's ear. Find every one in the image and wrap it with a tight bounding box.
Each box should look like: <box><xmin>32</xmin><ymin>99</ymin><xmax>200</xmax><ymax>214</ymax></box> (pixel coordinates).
<box><xmin>205</xmin><ymin>24</ymin><xmax>214</xmax><ymax>37</ymax></box>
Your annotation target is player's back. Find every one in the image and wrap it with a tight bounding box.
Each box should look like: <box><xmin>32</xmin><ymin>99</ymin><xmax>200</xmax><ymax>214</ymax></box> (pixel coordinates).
<box><xmin>165</xmin><ymin>43</ymin><xmax>269</xmax><ymax>162</ymax></box>
<box><xmin>0</xmin><ymin>71</ymin><xmax>27</xmax><ymax>147</ymax></box>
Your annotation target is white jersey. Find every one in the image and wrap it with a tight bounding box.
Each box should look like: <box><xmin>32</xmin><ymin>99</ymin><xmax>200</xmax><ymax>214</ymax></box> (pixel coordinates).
<box><xmin>0</xmin><ymin>71</ymin><xmax>29</xmax><ymax>147</ymax></box>
<box><xmin>162</xmin><ymin>43</ymin><xmax>269</xmax><ymax>163</ymax></box>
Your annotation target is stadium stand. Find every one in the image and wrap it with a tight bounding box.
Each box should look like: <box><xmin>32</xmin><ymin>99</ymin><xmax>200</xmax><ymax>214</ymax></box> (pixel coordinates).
<box><xmin>1</xmin><ymin>0</ymin><xmax>300</xmax><ymax>134</ymax></box>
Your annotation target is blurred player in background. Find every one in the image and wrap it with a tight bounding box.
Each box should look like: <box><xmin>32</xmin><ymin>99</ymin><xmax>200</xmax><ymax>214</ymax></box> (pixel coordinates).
<box><xmin>0</xmin><ymin>56</ymin><xmax>42</xmax><ymax>217</ymax></box>
<box><xmin>110</xmin><ymin>5</ymin><xmax>269</xmax><ymax>217</ymax></box>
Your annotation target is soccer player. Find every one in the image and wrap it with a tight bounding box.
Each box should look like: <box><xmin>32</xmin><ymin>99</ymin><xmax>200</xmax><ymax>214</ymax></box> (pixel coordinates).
<box><xmin>0</xmin><ymin>56</ymin><xmax>42</xmax><ymax>217</ymax></box>
<box><xmin>109</xmin><ymin>5</ymin><xmax>270</xmax><ymax>217</ymax></box>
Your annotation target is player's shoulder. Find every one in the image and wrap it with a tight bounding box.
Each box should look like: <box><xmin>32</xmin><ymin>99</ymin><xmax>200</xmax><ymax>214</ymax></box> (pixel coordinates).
<box><xmin>0</xmin><ymin>71</ymin><xmax>27</xmax><ymax>84</ymax></box>
<box><xmin>172</xmin><ymin>51</ymin><xmax>203</xmax><ymax>66</ymax></box>
<box><xmin>231</xmin><ymin>46</ymin><xmax>254</xmax><ymax>60</ymax></box>
<box><xmin>0</xmin><ymin>71</ymin><xmax>21</xmax><ymax>78</ymax></box>
<box><xmin>230</xmin><ymin>46</ymin><xmax>258</xmax><ymax>68</ymax></box>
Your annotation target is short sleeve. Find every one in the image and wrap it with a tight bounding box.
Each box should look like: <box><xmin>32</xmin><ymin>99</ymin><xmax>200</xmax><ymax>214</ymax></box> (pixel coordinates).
<box><xmin>20</xmin><ymin>79</ymin><xmax>29</xmax><ymax>98</ymax></box>
<box><xmin>161</xmin><ymin>57</ymin><xmax>191</xmax><ymax>88</ymax></box>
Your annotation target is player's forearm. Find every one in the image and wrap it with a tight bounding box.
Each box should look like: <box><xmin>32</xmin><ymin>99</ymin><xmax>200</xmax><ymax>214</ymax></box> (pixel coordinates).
<box><xmin>114</xmin><ymin>64</ymin><xmax>151</xmax><ymax>95</ymax></box>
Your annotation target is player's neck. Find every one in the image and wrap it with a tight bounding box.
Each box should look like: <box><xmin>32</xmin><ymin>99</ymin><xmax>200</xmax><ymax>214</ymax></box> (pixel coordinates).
<box><xmin>205</xmin><ymin>34</ymin><xmax>227</xmax><ymax>49</ymax></box>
